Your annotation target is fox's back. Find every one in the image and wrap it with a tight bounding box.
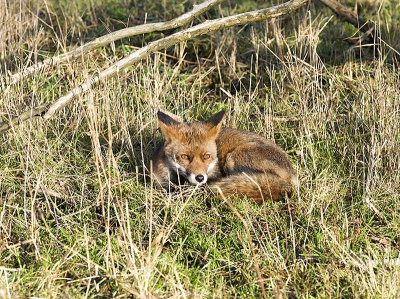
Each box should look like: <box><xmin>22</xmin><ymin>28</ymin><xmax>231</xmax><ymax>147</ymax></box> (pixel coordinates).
<box><xmin>216</xmin><ymin>127</ymin><xmax>297</xmax><ymax>183</ymax></box>
<box><xmin>217</xmin><ymin>127</ymin><xmax>274</xmax><ymax>152</ymax></box>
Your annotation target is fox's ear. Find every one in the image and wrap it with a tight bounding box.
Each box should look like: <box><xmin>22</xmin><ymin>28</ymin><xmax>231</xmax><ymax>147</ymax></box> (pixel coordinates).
<box><xmin>157</xmin><ymin>111</ymin><xmax>180</xmax><ymax>141</ymax></box>
<box><xmin>207</xmin><ymin>110</ymin><xmax>225</xmax><ymax>126</ymax></box>
<box><xmin>157</xmin><ymin>111</ymin><xmax>180</xmax><ymax>126</ymax></box>
<box><xmin>205</xmin><ymin>110</ymin><xmax>225</xmax><ymax>138</ymax></box>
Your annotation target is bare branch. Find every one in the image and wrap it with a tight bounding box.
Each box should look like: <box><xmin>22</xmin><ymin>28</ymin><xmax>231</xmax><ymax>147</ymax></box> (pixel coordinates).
<box><xmin>44</xmin><ymin>0</ymin><xmax>309</xmax><ymax>120</ymax></box>
<box><xmin>318</xmin><ymin>0</ymin><xmax>377</xmax><ymax>39</ymax></box>
<box><xmin>9</xmin><ymin>0</ymin><xmax>224</xmax><ymax>85</ymax></box>
<box><xmin>0</xmin><ymin>103</ymin><xmax>49</xmax><ymax>134</ymax></box>
<box><xmin>0</xmin><ymin>239</ymin><xmax>35</xmax><ymax>253</ymax></box>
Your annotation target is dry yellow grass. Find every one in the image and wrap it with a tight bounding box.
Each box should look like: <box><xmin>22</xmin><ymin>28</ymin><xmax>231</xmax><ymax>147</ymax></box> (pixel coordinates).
<box><xmin>1</xmin><ymin>0</ymin><xmax>399</xmax><ymax>298</ymax></box>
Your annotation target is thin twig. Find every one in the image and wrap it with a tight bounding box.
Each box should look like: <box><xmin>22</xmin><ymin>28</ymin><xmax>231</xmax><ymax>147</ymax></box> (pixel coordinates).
<box><xmin>0</xmin><ymin>239</ymin><xmax>35</xmax><ymax>253</ymax></box>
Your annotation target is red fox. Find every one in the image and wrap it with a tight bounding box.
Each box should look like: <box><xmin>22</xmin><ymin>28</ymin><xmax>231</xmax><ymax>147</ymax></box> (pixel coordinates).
<box><xmin>151</xmin><ymin>110</ymin><xmax>299</xmax><ymax>203</ymax></box>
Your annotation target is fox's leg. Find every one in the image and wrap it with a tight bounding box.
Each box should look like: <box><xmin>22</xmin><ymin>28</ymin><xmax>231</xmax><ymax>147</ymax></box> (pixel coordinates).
<box><xmin>216</xmin><ymin>146</ymin><xmax>295</xmax><ymax>202</ymax></box>
<box><xmin>222</xmin><ymin>148</ymin><xmax>254</xmax><ymax>174</ymax></box>
<box><xmin>222</xmin><ymin>146</ymin><xmax>295</xmax><ymax>181</ymax></box>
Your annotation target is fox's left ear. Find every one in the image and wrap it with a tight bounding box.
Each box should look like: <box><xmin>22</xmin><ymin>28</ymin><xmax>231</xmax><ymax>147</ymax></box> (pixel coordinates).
<box><xmin>205</xmin><ymin>110</ymin><xmax>225</xmax><ymax>138</ymax></box>
<box><xmin>207</xmin><ymin>110</ymin><xmax>225</xmax><ymax>126</ymax></box>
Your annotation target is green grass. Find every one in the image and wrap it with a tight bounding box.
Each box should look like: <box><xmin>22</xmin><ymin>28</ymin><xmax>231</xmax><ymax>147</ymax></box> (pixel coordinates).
<box><xmin>1</xmin><ymin>0</ymin><xmax>400</xmax><ymax>298</ymax></box>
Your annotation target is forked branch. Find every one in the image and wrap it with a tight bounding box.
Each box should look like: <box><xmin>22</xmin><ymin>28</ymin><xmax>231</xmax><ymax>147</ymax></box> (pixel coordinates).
<box><xmin>43</xmin><ymin>0</ymin><xmax>309</xmax><ymax>119</ymax></box>
<box><xmin>318</xmin><ymin>0</ymin><xmax>379</xmax><ymax>46</ymax></box>
<box><xmin>3</xmin><ymin>0</ymin><xmax>309</xmax><ymax>133</ymax></box>
<box><xmin>318</xmin><ymin>0</ymin><xmax>372</xmax><ymax>35</ymax></box>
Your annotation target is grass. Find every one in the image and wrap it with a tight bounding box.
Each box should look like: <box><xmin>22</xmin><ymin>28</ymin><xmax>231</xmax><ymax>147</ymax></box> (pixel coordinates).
<box><xmin>1</xmin><ymin>0</ymin><xmax>400</xmax><ymax>298</ymax></box>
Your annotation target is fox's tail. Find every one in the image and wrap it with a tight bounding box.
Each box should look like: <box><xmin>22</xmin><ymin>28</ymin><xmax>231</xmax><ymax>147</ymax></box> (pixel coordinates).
<box><xmin>210</xmin><ymin>172</ymin><xmax>299</xmax><ymax>203</ymax></box>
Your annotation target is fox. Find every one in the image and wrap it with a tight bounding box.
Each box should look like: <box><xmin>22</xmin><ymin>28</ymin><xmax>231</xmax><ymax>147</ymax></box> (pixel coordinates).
<box><xmin>151</xmin><ymin>110</ymin><xmax>299</xmax><ymax>203</ymax></box>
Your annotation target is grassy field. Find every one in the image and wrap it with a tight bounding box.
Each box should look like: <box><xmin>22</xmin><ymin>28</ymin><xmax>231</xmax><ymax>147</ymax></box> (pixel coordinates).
<box><xmin>1</xmin><ymin>0</ymin><xmax>399</xmax><ymax>298</ymax></box>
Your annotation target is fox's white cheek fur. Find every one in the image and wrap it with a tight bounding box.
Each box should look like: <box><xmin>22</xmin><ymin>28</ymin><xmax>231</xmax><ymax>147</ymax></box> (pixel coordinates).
<box><xmin>207</xmin><ymin>158</ymin><xmax>218</xmax><ymax>173</ymax></box>
<box><xmin>168</xmin><ymin>157</ymin><xmax>186</xmax><ymax>173</ymax></box>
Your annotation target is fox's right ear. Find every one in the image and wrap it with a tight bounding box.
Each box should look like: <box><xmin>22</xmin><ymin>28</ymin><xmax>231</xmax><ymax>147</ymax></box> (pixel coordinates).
<box><xmin>157</xmin><ymin>111</ymin><xmax>179</xmax><ymax>126</ymax></box>
<box><xmin>157</xmin><ymin>111</ymin><xmax>180</xmax><ymax>142</ymax></box>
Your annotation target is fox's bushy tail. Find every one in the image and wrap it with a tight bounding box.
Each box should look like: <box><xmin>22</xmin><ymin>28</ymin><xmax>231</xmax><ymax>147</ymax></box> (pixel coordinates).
<box><xmin>210</xmin><ymin>172</ymin><xmax>299</xmax><ymax>203</ymax></box>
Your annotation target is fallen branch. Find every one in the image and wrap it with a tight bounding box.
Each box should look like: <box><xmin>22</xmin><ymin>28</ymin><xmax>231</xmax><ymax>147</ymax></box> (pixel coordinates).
<box><xmin>43</xmin><ymin>0</ymin><xmax>309</xmax><ymax>120</ymax></box>
<box><xmin>0</xmin><ymin>239</ymin><xmax>35</xmax><ymax>253</ymax></box>
<box><xmin>9</xmin><ymin>0</ymin><xmax>224</xmax><ymax>86</ymax></box>
<box><xmin>0</xmin><ymin>103</ymin><xmax>49</xmax><ymax>134</ymax></box>
<box><xmin>318</xmin><ymin>0</ymin><xmax>378</xmax><ymax>42</ymax></box>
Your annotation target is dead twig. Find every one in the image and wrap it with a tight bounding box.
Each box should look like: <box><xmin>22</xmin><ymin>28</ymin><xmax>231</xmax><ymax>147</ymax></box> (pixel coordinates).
<box><xmin>0</xmin><ymin>239</ymin><xmax>35</xmax><ymax>253</ymax></box>
<box><xmin>318</xmin><ymin>0</ymin><xmax>379</xmax><ymax>45</ymax></box>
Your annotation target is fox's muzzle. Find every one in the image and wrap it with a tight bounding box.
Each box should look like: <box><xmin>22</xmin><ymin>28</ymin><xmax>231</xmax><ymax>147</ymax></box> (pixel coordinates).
<box><xmin>185</xmin><ymin>172</ymin><xmax>208</xmax><ymax>185</ymax></box>
<box><xmin>195</xmin><ymin>174</ymin><xmax>205</xmax><ymax>183</ymax></box>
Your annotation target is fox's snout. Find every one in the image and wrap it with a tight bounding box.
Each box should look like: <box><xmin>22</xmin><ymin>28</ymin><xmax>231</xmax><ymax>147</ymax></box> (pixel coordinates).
<box><xmin>179</xmin><ymin>160</ymin><xmax>209</xmax><ymax>185</ymax></box>
<box><xmin>195</xmin><ymin>174</ymin><xmax>205</xmax><ymax>183</ymax></box>
<box><xmin>183</xmin><ymin>156</ymin><xmax>219</xmax><ymax>185</ymax></box>
<box><xmin>178</xmin><ymin>157</ymin><xmax>219</xmax><ymax>185</ymax></box>
<box><xmin>167</xmin><ymin>155</ymin><xmax>212</xmax><ymax>185</ymax></box>
<box><xmin>184</xmin><ymin>171</ymin><xmax>208</xmax><ymax>185</ymax></box>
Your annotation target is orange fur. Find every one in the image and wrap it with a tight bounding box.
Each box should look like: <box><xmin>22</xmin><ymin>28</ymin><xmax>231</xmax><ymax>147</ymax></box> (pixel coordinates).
<box><xmin>151</xmin><ymin>110</ymin><xmax>298</xmax><ymax>203</ymax></box>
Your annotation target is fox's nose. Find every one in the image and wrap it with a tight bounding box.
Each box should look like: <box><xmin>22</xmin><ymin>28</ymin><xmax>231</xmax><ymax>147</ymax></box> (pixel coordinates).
<box><xmin>195</xmin><ymin>174</ymin><xmax>205</xmax><ymax>183</ymax></box>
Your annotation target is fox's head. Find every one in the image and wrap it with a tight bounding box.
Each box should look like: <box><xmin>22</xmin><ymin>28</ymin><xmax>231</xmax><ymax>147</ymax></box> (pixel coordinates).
<box><xmin>157</xmin><ymin>110</ymin><xmax>225</xmax><ymax>185</ymax></box>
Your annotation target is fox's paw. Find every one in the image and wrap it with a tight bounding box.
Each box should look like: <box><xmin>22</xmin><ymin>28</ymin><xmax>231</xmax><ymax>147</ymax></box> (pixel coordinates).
<box><xmin>266</xmin><ymin>181</ymin><xmax>294</xmax><ymax>201</ymax></box>
<box><xmin>279</xmin><ymin>182</ymin><xmax>294</xmax><ymax>199</ymax></box>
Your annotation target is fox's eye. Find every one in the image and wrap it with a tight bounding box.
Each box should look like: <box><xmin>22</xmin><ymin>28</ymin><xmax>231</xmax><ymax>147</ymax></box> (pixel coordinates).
<box><xmin>180</xmin><ymin>154</ymin><xmax>189</xmax><ymax>160</ymax></box>
<box><xmin>203</xmin><ymin>154</ymin><xmax>211</xmax><ymax>160</ymax></box>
